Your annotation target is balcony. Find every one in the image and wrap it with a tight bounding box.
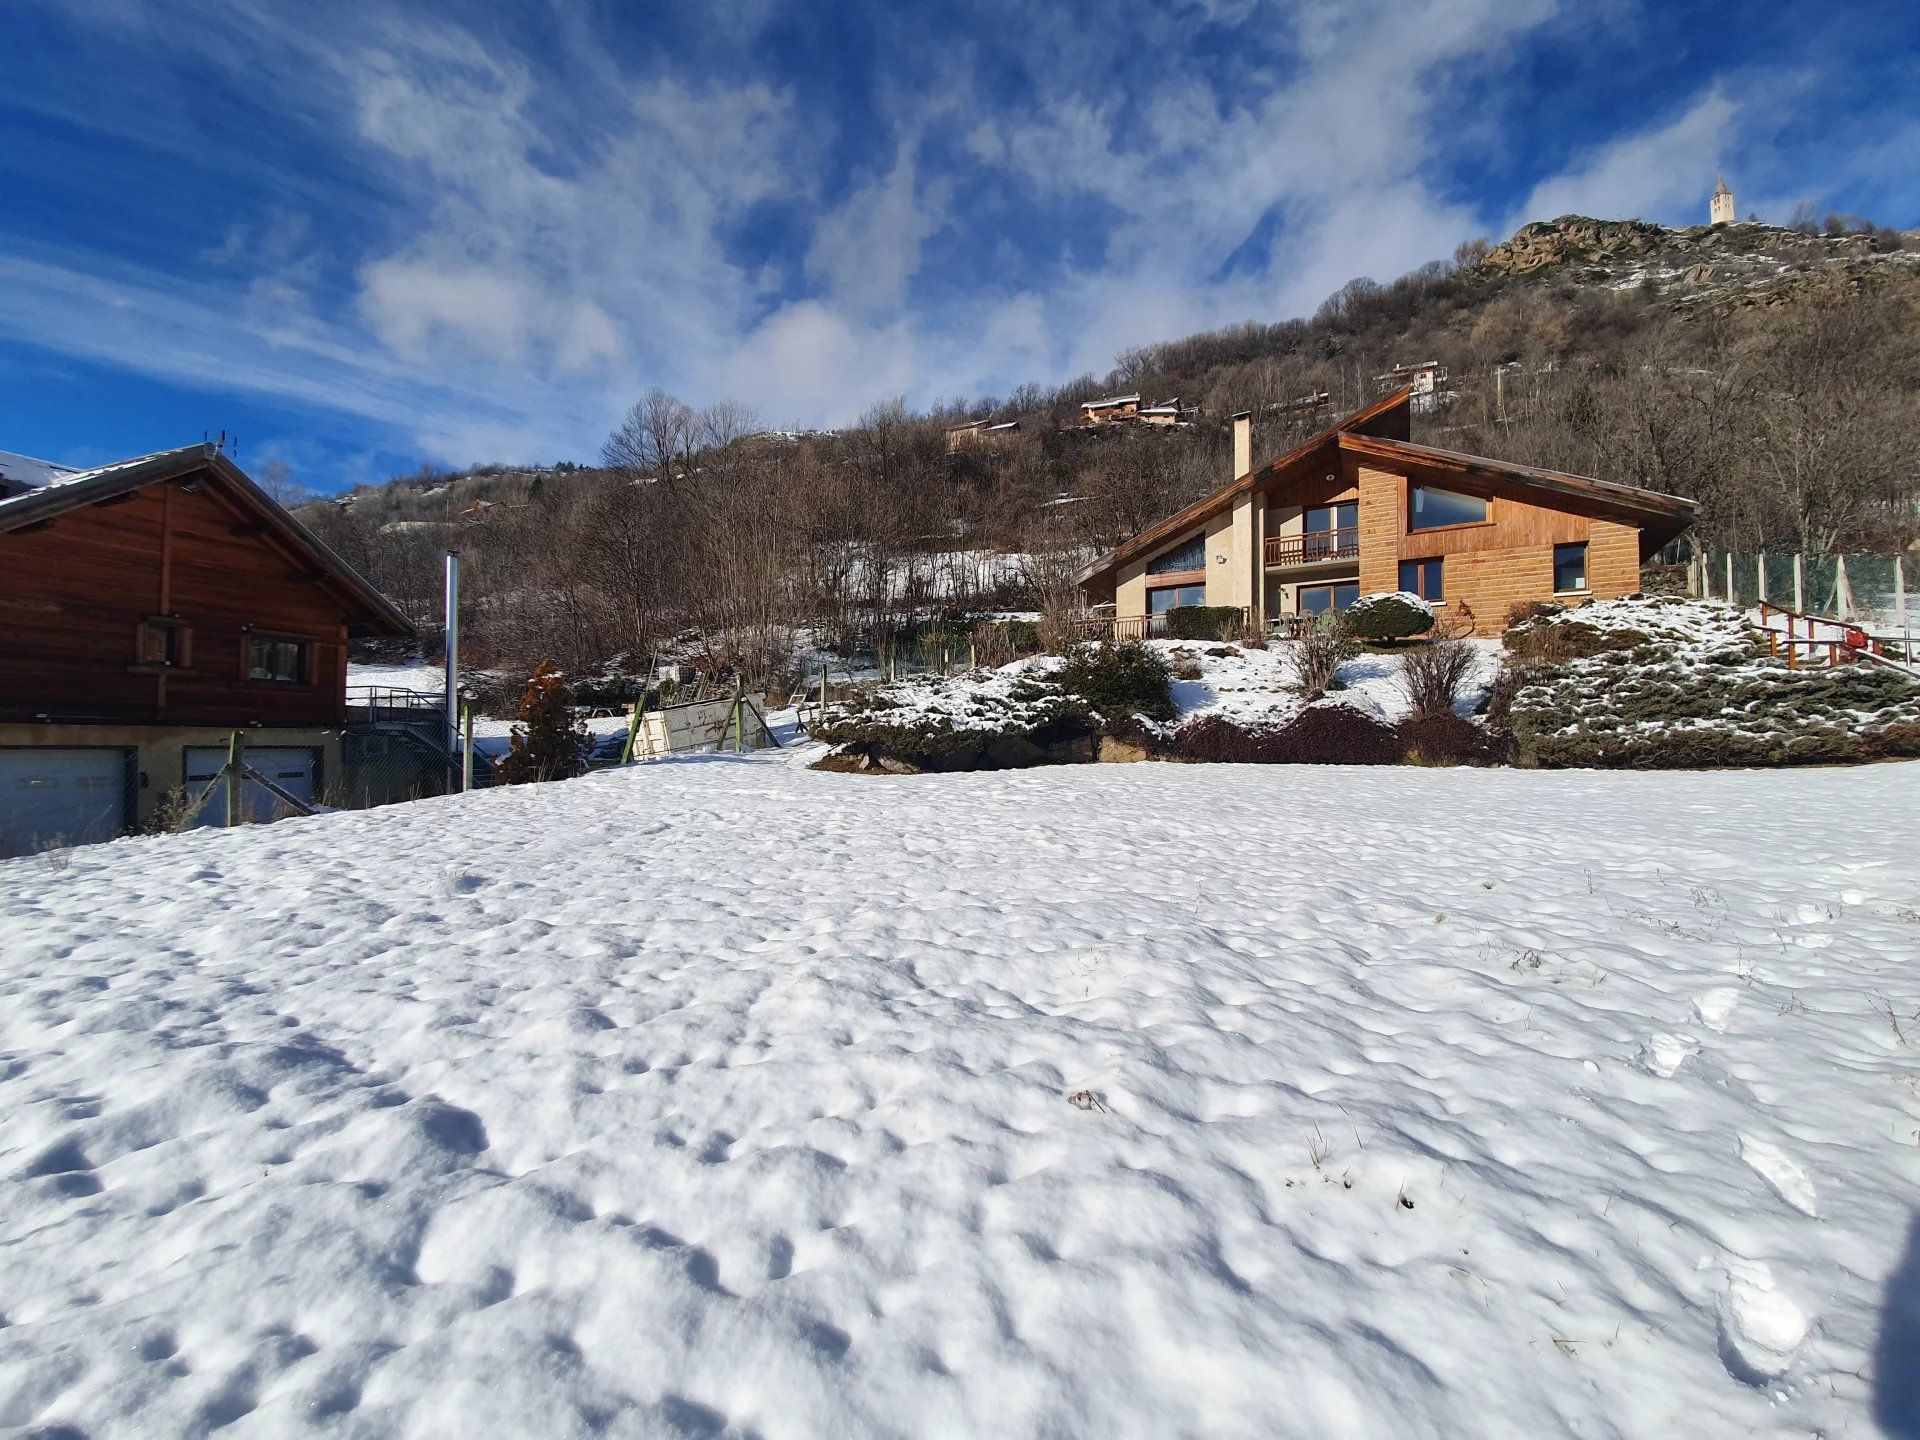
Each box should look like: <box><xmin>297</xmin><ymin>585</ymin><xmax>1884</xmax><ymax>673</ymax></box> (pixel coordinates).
<box><xmin>1264</xmin><ymin>526</ymin><xmax>1358</xmax><ymax>568</ymax></box>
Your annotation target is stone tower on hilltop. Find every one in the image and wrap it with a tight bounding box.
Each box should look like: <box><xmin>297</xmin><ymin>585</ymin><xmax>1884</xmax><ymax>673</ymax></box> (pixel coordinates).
<box><xmin>1710</xmin><ymin>175</ymin><xmax>1735</xmax><ymax>226</ymax></box>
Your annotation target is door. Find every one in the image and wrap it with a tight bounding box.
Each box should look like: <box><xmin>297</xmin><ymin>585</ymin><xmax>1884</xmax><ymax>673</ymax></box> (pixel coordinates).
<box><xmin>0</xmin><ymin>748</ymin><xmax>132</xmax><ymax>857</ymax></box>
<box><xmin>183</xmin><ymin>746</ymin><xmax>318</xmax><ymax>827</ymax></box>
<box><xmin>1302</xmin><ymin>503</ymin><xmax>1358</xmax><ymax>560</ymax></box>
<box><xmin>1297</xmin><ymin>581</ymin><xmax>1360</xmax><ymax>617</ymax></box>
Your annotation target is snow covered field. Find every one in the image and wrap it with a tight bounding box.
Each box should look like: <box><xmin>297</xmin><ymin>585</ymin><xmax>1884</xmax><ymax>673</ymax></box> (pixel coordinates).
<box><xmin>4</xmin><ymin>751</ymin><xmax>1920</xmax><ymax>1438</ymax></box>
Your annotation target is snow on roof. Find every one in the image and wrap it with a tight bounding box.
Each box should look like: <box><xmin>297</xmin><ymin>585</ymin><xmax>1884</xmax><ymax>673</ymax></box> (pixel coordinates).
<box><xmin>0</xmin><ymin>449</ymin><xmax>83</xmax><ymax>496</ymax></box>
<box><xmin>0</xmin><ymin>448</ymin><xmax>164</xmax><ymax>510</ymax></box>
<box><xmin>1081</xmin><ymin>394</ymin><xmax>1142</xmax><ymax>409</ymax></box>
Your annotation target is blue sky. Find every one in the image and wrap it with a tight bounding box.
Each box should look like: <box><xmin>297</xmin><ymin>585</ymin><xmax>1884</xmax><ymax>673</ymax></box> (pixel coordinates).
<box><xmin>2</xmin><ymin>0</ymin><xmax>1914</xmax><ymax>491</ymax></box>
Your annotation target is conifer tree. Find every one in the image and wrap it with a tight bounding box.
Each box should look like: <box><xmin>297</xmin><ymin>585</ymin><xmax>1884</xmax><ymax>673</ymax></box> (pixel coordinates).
<box><xmin>494</xmin><ymin>661</ymin><xmax>591</xmax><ymax>784</ymax></box>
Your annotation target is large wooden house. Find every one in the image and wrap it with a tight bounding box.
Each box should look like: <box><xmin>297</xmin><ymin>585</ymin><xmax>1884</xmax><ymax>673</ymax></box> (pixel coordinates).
<box><xmin>0</xmin><ymin>443</ymin><xmax>412</xmax><ymax>855</ymax></box>
<box><xmin>1075</xmin><ymin>390</ymin><xmax>1694</xmax><ymax>636</ymax></box>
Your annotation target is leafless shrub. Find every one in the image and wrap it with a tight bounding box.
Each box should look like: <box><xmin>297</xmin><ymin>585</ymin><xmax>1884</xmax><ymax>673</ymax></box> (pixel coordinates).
<box><xmin>1482</xmin><ymin>660</ymin><xmax>1530</xmax><ymax>728</ymax></box>
<box><xmin>1397</xmin><ymin>638</ymin><xmax>1477</xmax><ymax>720</ymax></box>
<box><xmin>1290</xmin><ymin>613</ymin><xmax>1357</xmax><ymax>694</ymax></box>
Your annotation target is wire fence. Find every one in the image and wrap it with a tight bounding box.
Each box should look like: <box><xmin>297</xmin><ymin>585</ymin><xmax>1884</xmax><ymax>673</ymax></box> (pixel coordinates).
<box><xmin>1694</xmin><ymin>550</ymin><xmax>1915</xmax><ymax>637</ymax></box>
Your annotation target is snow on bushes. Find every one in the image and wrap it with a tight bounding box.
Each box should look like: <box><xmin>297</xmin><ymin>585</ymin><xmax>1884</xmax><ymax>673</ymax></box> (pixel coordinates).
<box><xmin>1347</xmin><ymin>591</ymin><xmax>1435</xmax><ymax>643</ymax></box>
<box><xmin>1507</xmin><ymin>597</ymin><xmax>1920</xmax><ymax>768</ymax></box>
<box><xmin>813</xmin><ymin>643</ymin><xmax>1175</xmax><ymax>772</ymax></box>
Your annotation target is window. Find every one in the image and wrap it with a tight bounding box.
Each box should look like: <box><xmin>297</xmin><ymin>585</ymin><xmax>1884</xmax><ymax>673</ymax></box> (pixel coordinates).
<box><xmin>1554</xmin><ymin>541</ymin><xmax>1589</xmax><ymax>593</ymax></box>
<box><xmin>137</xmin><ymin>618</ymin><xmax>191</xmax><ymax>668</ymax></box>
<box><xmin>1409</xmin><ymin>484</ymin><xmax>1489</xmax><ymax>531</ymax></box>
<box><xmin>1303</xmin><ymin>502</ymin><xmax>1358</xmax><ymax>559</ymax></box>
<box><xmin>1298</xmin><ymin>581</ymin><xmax>1359</xmax><ymax>616</ymax></box>
<box><xmin>1146</xmin><ymin>533</ymin><xmax>1206</xmax><ymax>575</ymax></box>
<box><xmin>1148</xmin><ymin>583</ymin><xmax>1206</xmax><ymax>615</ymax></box>
<box><xmin>1398</xmin><ymin>557</ymin><xmax>1444</xmax><ymax>601</ymax></box>
<box><xmin>248</xmin><ymin>636</ymin><xmax>310</xmax><ymax>683</ymax></box>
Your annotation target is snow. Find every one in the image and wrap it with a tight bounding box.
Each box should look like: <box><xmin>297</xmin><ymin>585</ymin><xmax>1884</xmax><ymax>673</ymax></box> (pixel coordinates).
<box><xmin>4</xmin><ymin>753</ymin><xmax>1919</xmax><ymax>1435</ymax></box>
<box><xmin>346</xmin><ymin>660</ymin><xmax>448</xmax><ymax>695</ymax></box>
<box><xmin>0</xmin><ymin>449</ymin><xmax>82</xmax><ymax>492</ymax></box>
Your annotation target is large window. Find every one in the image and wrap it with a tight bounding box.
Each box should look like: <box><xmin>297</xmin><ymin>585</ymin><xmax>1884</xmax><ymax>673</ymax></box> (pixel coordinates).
<box><xmin>1409</xmin><ymin>484</ymin><xmax>1489</xmax><ymax>531</ymax></box>
<box><xmin>1554</xmin><ymin>541</ymin><xmax>1589</xmax><ymax>593</ymax></box>
<box><xmin>1148</xmin><ymin>583</ymin><xmax>1206</xmax><ymax>615</ymax></box>
<box><xmin>1146</xmin><ymin>533</ymin><xmax>1206</xmax><ymax>575</ymax></box>
<box><xmin>1303</xmin><ymin>502</ymin><xmax>1358</xmax><ymax>559</ymax></box>
<box><xmin>248</xmin><ymin>636</ymin><xmax>310</xmax><ymax>683</ymax></box>
<box><xmin>1298</xmin><ymin>581</ymin><xmax>1359</xmax><ymax>616</ymax></box>
<box><xmin>1398</xmin><ymin>557</ymin><xmax>1444</xmax><ymax>601</ymax></box>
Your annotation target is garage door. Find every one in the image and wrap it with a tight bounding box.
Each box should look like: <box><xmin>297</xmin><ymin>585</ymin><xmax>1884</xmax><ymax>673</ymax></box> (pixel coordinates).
<box><xmin>183</xmin><ymin>746</ymin><xmax>319</xmax><ymax>828</ymax></box>
<box><xmin>0</xmin><ymin>748</ymin><xmax>133</xmax><ymax>858</ymax></box>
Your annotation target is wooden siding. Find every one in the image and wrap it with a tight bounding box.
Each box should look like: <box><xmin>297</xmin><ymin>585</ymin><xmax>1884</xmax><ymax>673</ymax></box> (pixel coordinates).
<box><xmin>0</xmin><ymin>469</ymin><xmax>354</xmax><ymax>726</ymax></box>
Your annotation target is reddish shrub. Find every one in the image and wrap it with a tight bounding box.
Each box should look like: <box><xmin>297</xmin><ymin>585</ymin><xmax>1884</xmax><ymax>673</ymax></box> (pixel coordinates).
<box><xmin>1270</xmin><ymin>704</ymin><xmax>1406</xmax><ymax>764</ymax></box>
<box><xmin>1174</xmin><ymin>704</ymin><xmax>1406</xmax><ymax>765</ymax></box>
<box><xmin>1398</xmin><ymin>714</ymin><xmax>1511</xmax><ymax>766</ymax></box>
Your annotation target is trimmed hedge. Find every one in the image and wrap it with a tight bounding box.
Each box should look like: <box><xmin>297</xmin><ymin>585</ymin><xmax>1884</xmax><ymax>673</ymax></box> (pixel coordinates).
<box><xmin>1173</xmin><ymin>704</ymin><xmax>1408</xmax><ymax>765</ymax></box>
<box><xmin>1399</xmin><ymin>714</ymin><xmax>1512</xmax><ymax>766</ymax></box>
<box><xmin>1163</xmin><ymin>605</ymin><xmax>1244</xmax><ymax>641</ymax></box>
<box><xmin>1347</xmin><ymin>592</ymin><xmax>1434</xmax><ymax>643</ymax></box>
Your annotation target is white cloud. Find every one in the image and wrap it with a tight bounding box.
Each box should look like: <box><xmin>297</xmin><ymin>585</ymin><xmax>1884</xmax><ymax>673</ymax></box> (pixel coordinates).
<box><xmin>1515</xmin><ymin>89</ymin><xmax>1739</xmax><ymax>228</ymax></box>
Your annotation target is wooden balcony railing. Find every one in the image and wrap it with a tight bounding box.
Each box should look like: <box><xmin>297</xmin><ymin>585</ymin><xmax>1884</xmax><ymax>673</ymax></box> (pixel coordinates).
<box><xmin>1066</xmin><ymin>607</ymin><xmax>1251</xmax><ymax>643</ymax></box>
<box><xmin>1264</xmin><ymin>526</ymin><xmax>1358</xmax><ymax>568</ymax></box>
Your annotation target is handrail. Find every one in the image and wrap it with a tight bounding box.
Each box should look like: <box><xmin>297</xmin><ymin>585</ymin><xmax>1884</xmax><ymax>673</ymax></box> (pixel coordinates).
<box><xmin>1265</xmin><ymin>526</ymin><xmax>1359</xmax><ymax>567</ymax></box>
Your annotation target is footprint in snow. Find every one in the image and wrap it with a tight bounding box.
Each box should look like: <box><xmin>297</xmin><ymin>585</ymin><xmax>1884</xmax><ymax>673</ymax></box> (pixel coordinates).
<box><xmin>1694</xmin><ymin>988</ymin><xmax>1740</xmax><ymax>1033</ymax></box>
<box><xmin>1641</xmin><ymin>1032</ymin><xmax>1698</xmax><ymax>1078</ymax></box>
<box><xmin>1739</xmin><ymin>1135</ymin><xmax>1818</xmax><ymax>1216</ymax></box>
<box><xmin>1712</xmin><ymin>1256</ymin><xmax>1809</xmax><ymax>1384</ymax></box>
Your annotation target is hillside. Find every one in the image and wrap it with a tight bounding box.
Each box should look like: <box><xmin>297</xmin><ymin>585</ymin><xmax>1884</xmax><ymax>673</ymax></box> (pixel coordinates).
<box><xmin>295</xmin><ymin>212</ymin><xmax>1920</xmax><ymax>679</ymax></box>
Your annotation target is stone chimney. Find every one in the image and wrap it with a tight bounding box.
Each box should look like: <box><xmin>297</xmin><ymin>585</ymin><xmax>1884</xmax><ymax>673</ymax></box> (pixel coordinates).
<box><xmin>1231</xmin><ymin>411</ymin><xmax>1252</xmax><ymax>481</ymax></box>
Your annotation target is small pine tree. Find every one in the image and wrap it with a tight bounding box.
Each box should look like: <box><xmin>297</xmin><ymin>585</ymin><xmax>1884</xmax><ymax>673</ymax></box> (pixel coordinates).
<box><xmin>494</xmin><ymin>661</ymin><xmax>591</xmax><ymax>784</ymax></box>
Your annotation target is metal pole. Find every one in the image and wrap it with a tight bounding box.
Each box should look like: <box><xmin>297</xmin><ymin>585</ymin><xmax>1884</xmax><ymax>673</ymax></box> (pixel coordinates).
<box><xmin>443</xmin><ymin>550</ymin><xmax>461</xmax><ymax>785</ymax></box>
<box><xmin>1724</xmin><ymin>553</ymin><xmax>1734</xmax><ymax>606</ymax></box>
<box><xmin>1793</xmin><ymin>553</ymin><xmax>1804</xmax><ymax>612</ymax></box>
<box><xmin>225</xmin><ymin>730</ymin><xmax>243</xmax><ymax>828</ymax></box>
<box><xmin>1755</xmin><ymin>554</ymin><xmax>1766</xmax><ymax>605</ymax></box>
<box><xmin>461</xmin><ymin>704</ymin><xmax>474</xmax><ymax>792</ymax></box>
<box><xmin>1898</xmin><ymin>556</ymin><xmax>1909</xmax><ymax>661</ymax></box>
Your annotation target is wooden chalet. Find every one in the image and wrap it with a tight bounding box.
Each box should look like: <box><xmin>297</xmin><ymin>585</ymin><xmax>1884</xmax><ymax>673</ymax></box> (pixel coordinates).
<box><xmin>1075</xmin><ymin>390</ymin><xmax>1694</xmax><ymax>638</ymax></box>
<box><xmin>0</xmin><ymin>444</ymin><xmax>412</xmax><ymax>854</ymax></box>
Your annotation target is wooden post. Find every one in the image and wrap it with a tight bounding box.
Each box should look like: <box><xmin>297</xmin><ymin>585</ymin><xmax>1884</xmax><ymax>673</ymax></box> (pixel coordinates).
<box><xmin>619</xmin><ymin>691</ymin><xmax>651</xmax><ymax>765</ymax></box>
<box><xmin>970</xmin><ymin>639</ymin><xmax>978</xmax><ymax>669</ymax></box>
<box><xmin>462</xmin><ymin>704</ymin><xmax>475</xmax><ymax>791</ymax></box>
<box><xmin>1793</xmin><ymin>553</ymin><xmax>1804</xmax><ymax>612</ymax></box>
<box><xmin>225</xmin><ymin>730</ymin><xmax>244</xmax><ymax>828</ymax></box>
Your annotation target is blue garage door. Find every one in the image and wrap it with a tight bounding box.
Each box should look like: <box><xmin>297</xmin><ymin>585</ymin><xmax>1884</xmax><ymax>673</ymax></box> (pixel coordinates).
<box><xmin>0</xmin><ymin>748</ymin><xmax>133</xmax><ymax>858</ymax></box>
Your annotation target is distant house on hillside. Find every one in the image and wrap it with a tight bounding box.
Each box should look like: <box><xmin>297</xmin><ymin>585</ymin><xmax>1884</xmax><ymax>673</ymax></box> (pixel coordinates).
<box><xmin>0</xmin><ymin>444</ymin><xmax>415</xmax><ymax>855</ymax></box>
<box><xmin>945</xmin><ymin>418</ymin><xmax>1021</xmax><ymax>454</ymax></box>
<box><xmin>1374</xmin><ymin>361</ymin><xmax>1451</xmax><ymax>414</ymax></box>
<box><xmin>1074</xmin><ymin>390</ymin><xmax>1693</xmax><ymax>638</ymax></box>
<box><xmin>1079</xmin><ymin>394</ymin><xmax>1192</xmax><ymax>428</ymax></box>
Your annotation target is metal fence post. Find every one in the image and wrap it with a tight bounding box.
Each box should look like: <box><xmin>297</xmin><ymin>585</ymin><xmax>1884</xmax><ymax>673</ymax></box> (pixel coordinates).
<box><xmin>1793</xmin><ymin>553</ymin><xmax>1805</xmax><ymax>612</ymax></box>
<box><xmin>461</xmin><ymin>704</ymin><xmax>475</xmax><ymax>792</ymax></box>
<box><xmin>225</xmin><ymin>730</ymin><xmax>243</xmax><ymax>828</ymax></box>
<box><xmin>1755</xmin><ymin>554</ymin><xmax>1766</xmax><ymax>605</ymax></box>
<box><xmin>620</xmin><ymin>692</ymin><xmax>651</xmax><ymax>765</ymax></box>
<box><xmin>1724</xmin><ymin>553</ymin><xmax>1734</xmax><ymax>605</ymax></box>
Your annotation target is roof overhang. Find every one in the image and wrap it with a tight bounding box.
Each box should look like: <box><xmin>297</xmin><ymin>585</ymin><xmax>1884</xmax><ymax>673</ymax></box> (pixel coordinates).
<box><xmin>0</xmin><ymin>443</ymin><xmax>415</xmax><ymax>638</ymax></box>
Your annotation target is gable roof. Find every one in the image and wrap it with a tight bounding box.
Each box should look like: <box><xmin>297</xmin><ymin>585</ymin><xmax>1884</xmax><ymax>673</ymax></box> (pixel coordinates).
<box><xmin>0</xmin><ymin>443</ymin><xmax>413</xmax><ymax>638</ymax></box>
<box><xmin>1074</xmin><ymin>388</ymin><xmax>1415</xmax><ymax>584</ymax></box>
<box><xmin>1077</xmin><ymin>389</ymin><xmax>1697</xmax><ymax>583</ymax></box>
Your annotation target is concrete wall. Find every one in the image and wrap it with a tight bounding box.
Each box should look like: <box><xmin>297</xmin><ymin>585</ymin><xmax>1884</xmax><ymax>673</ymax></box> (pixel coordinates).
<box><xmin>0</xmin><ymin>723</ymin><xmax>342</xmax><ymax>828</ymax></box>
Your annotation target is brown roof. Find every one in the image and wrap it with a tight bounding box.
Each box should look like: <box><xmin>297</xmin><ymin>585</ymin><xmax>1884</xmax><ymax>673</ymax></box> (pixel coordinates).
<box><xmin>1074</xmin><ymin>389</ymin><xmax>1414</xmax><ymax>584</ymax></box>
<box><xmin>0</xmin><ymin>443</ymin><xmax>413</xmax><ymax>638</ymax></box>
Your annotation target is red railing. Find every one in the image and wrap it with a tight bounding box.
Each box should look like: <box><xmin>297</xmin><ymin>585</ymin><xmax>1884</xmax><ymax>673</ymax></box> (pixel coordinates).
<box><xmin>1264</xmin><ymin>526</ymin><xmax>1358</xmax><ymax>567</ymax></box>
<box><xmin>1757</xmin><ymin>600</ymin><xmax>1916</xmax><ymax>672</ymax></box>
